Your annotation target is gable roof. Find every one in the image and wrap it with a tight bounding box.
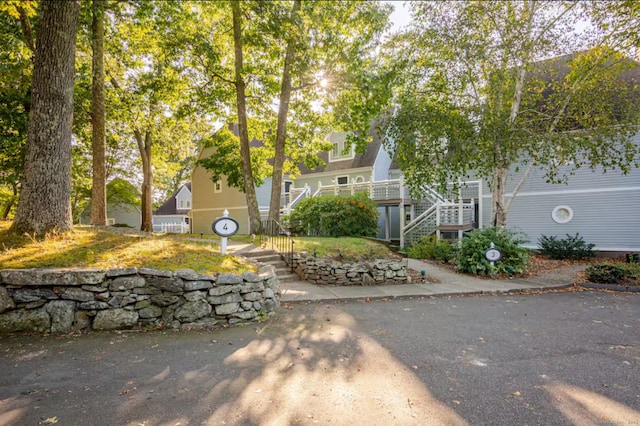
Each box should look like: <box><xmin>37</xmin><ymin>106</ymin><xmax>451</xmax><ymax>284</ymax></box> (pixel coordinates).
<box><xmin>298</xmin><ymin>121</ymin><xmax>385</xmax><ymax>175</ymax></box>
<box><xmin>154</xmin><ymin>182</ymin><xmax>191</xmax><ymax>216</ymax></box>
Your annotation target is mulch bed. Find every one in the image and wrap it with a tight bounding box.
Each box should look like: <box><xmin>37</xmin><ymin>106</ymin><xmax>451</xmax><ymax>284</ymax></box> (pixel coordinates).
<box><xmin>421</xmin><ymin>254</ymin><xmax>638</xmax><ymax>284</ymax></box>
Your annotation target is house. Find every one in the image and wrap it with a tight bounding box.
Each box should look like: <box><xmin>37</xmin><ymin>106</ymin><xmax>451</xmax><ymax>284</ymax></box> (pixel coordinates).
<box><xmin>190</xmin><ymin>51</ymin><xmax>640</xmax><ymax>252</ymax></box>
<box><xmin>78</xmin><ymin>178</ymin><xmax>142</xmax><ymax>228</ymax></box>
<box><xmin>152</xmin><ymin>183</ymin><xmax>191</xmax><ymax>233</ymax></box>
<box><xmin>191</xmin><ymin>122</ymin><xmax>403</xmax><ymax>236</ymax></box>
<box><xmin>191</xmin><ymin>128</ymin><xmax>273</xmax><ymax>235</ymax></box>
<box><xmin>478</xmin><ymin>133</ymin><xmax>640</xmax><ymax>252</ymax></box>
<box><xmin>191</xmin><ymin>121</ymin><xmax>481</xmax><ymax>243</ymax></box>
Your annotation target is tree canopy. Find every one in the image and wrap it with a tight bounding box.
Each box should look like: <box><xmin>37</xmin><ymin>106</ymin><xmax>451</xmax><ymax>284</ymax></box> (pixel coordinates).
<box><xmin>385</xmin><ymin>1</ymin><xmax>640</xmax><ymax>227</ymax></box>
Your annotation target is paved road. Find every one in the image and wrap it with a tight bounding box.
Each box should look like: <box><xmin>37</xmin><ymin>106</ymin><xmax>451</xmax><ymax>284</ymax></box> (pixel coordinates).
<box><xmin>0</xmin><ymin>291</ymin><xmax>638</xmax><ymax>425</ymax></box>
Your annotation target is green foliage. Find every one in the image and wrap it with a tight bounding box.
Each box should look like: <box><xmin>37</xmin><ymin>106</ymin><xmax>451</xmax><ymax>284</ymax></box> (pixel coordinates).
<box><xmin>385</xmin><ymin>2</ymin><xmax>640</xmax><ymax>226</ymax></box>
<box><xmin>456</xmin><ymin>227</ymin><xmax>530</xmax><ymax>275</ymax></box>
<box><xmin>289</xmin><ymin>193</ymin><xmax>379</xmax><ymax>238</ymax></box>
<box><xmin>586</xmin><ymin>264</ymin><xmax>626</xmax><ymax>284</ymax></box>
<box><xmin>406</xmin><ymin>235</ymin><xmax>458</xmax><ymax>263</ymax></box>
<box><xmin>107</xmin><ymin>178</ymin><xmax>140</xmax><ymax>208</ymax></box>
<box><xmin>197</xmin><ymin>127</ymin><xmax>271</xmax><ymax>190</ymax></box>
<box><xmin>538</xmin><ymin>233</ymin><xmax>596</xmax><ymax>260</ymax></box>
<box><xmin>586</xmin><ymin>262</ymin><xmax>640</xmax><ymax>284</ymax></box>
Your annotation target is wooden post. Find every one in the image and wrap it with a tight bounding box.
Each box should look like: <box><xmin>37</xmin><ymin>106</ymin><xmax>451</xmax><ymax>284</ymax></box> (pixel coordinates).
<box><xmin>385</xmin><ymin>205</ymin><xmax>390</xmax><ymax>241</ymax></box>
<box><xmin>478</xmin><ymin>179</ymin><xmax>483</xmax><ymax>229</ymax></box>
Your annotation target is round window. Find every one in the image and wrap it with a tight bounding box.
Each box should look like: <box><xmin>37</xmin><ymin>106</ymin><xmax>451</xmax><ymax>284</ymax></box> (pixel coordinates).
<box><xmin>551</xmin><ymin>205</ymin><xmax>573</xmax><ymax>224</ymax></box>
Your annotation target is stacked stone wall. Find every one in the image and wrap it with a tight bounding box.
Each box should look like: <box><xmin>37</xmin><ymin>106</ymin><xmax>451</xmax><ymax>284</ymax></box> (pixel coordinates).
<box><xmin>0</xmin><ymin>266</ymin><xmax>279</xmax><ymax>334</ymax></box>
<box><xmin>288</xmin><ymin>253</ymin><xmax>410</xmax><ymax>286</ymax></box>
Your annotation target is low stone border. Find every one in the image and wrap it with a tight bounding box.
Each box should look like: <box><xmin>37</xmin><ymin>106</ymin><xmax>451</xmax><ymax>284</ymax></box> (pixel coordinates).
<box><xmin>0</xmin><ymin>266</ymin><xmax>279</xmax><ymax>334</ymax></box>
<box><xmin>288</xmin><ymin>252</ymin><xmax>410</xmax><ymax>286</ymax></box>
<box><xmin>577</xmin><ymin>282</ymin><xmax>640</xmax><ymax>292</ymax></box>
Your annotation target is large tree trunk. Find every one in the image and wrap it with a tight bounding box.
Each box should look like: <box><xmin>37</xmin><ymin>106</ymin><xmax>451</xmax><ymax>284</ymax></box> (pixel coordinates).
<box><xmin>232</xmin><ymin>0</ymin><xmax>261</xmax><ymax>233</ymax></box>
<box><xmin>11</xmin><ymin>0</ymin><xmax>79</xmax><ymax>236</ymax></box>
<box><xmin>268</xmin><ymin>0</ymin><xmax>301</xmax><ymax>223</ymax></box>
<box><xmin>134</xmin><ymin>130</ymin><xmax>153</xmax><ymax>232</ymax></box>
<box><xmin>490</xmin><ymin>167</ymin><xmax>509</xmax><ymax>228</ymax></box>
<box><xmin>90</xmin><ymin>0</ymin><xmax>107</xmax><ymax>226</ymax></box>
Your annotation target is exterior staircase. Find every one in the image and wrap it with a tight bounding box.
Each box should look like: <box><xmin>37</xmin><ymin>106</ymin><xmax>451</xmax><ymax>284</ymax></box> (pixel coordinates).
<box><xmin>241</xmin><ymin>248</ymin><xmax>299</xmax><ymax>283</ymax></box>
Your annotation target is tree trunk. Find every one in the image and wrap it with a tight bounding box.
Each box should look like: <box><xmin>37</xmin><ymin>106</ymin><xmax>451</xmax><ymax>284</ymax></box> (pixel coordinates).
<box><xmin>268</xmin><ymin>0</ymin><xmax>301</xmax><ymax>223</ymax></box>
<box><xmin>232</xmin><ymin>0</ymin><xmax>261</xmax><ymax>233</ymax></box>
<box><xmin>90</xmin><ymin>0</ymin><xmax>107</xmax><ymax>226</ymax></box>
<box><xmin>135</xmin><ymin>129</ymin><xmax>153</xmax><ymax>232</ymax></box>
<box><xmin>491</xmin><ymin>167</ymin><xmax>508</xmax><ymax>228</ymax></box>
<box><xmin>11</xmin><ymin>0</ymin><xmax>79</xmax><ymax>236</ymax></box>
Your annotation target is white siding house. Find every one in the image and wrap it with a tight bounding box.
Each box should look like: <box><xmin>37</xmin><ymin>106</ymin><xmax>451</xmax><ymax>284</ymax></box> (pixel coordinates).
<box><xmin>152</xmin><ymin>183</ymin><xmax>191</xmax><ymax>233</ymax></box>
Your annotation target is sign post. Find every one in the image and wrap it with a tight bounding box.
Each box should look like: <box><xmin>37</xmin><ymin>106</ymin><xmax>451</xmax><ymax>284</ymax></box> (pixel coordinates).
<box><xmin>485</xmin><ymin>242</ymin><xmax>502</xmax><ymax>274</ymax></box>
<box><xmin>212</xmin><ymin>209</ymin><xmax>239</xmax><ymax>254</ymax></box>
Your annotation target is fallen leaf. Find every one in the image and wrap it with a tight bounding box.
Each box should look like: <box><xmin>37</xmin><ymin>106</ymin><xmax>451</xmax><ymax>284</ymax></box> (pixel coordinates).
<box><xmin>452</xmin><ymin>400</ymin><xmax>461</xmax><ymax>405</ymax></box>
<box><xmin>119</xmin><ymin>386</ymin><xmax>137</xmax><ymax>395</ymax></box>
<box><xmin>513</xmin><ymin>391</ymin><xmax>521</xmax><ymax>397</ymax></box>
<box><xmin>41</xmin><ymin>417</ymin><xmax>58</xmax><ymax>425</ymax></box>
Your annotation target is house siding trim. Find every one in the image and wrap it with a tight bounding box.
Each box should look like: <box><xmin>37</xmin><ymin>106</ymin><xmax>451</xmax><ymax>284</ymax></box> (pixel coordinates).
<box><xmin>293</xmin><ymin>166</ymin><xmax>372</xmax><ymax>181</ymax></box>
<box><xmin>482</xmin><ymin>186</ymin><xmax>640</xmax><ymax>198</ymax></box>
<box><xmin>191</xmin><ymin>206</ymin><xmax>250</xmax><ymax>213</ymax></box>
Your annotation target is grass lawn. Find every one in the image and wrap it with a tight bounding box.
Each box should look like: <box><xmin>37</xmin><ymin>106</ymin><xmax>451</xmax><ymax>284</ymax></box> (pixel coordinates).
<box><xmin>290</xmin><ymin>236</ymin><xmax>393</xmax><ymax>260</ymax></box>
<box><xmin>0</xmin><ymin>222</ymin><xmax>255</xmax><ymax>274</ymax></box>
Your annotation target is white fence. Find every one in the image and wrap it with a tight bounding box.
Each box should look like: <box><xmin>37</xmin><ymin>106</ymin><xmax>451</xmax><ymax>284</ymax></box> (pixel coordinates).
<box><xmin>153</xmin><ymin>223</ymin><xmax>190</xmax><ymax>234</ymax></box>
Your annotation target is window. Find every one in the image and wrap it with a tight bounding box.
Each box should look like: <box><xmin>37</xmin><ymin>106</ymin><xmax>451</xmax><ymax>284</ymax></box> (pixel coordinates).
<box><xmin>328</xmin><ymin>139</ymin><xmax>355</xmax><ymax>162</ymax></box>
<box><xmin>336</xmin><ymin>176</ymin><xmax>348</xmax><ymax>185</ymax></box>
<box><xmin>551</xmin><ymin>205</ymin><xmax>573</xmax><ymax>224</ymax></box>
<box><xmin>179</xmin><ymin>200</ymin><xmax>185</xmax><ymax>209</ymax></box>
<box><xmin>214</xmin><ymin>180</ymin><xmax>222</xmax><ymax>193</ymax></box>
<box><xmin>354</xmin><ymin>175</ymin><xmax>365</xmax><ymax>184</ymax></box>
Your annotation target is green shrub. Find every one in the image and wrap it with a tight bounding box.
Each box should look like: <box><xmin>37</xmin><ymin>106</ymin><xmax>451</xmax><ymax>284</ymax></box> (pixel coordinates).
<box><xmin>538</xmin><ymin>233</ymin><xmax>595</xmax><ymax>260</ymax></box>
<box><xmin>289</xmin><ymin>193</ymin><xmax>379</xmax><ymax>237</ymax></box>
<box><xmin>406</xmin><ymin>235</ymin><xmax>457</xmax><ymax>263</ymax></box>
<box><xmin>456</xmin><ymin>227</ymin><xmax>530</xmax><ymax>275</ymax></box>
<box><xmin>586</xmin><ymin>263</ymin><xmax>640</xmax><ymax>284</ymax></box>
<box><xmin>585</xmin><ymin>264</ymin><xmax>626</xmax><ymax>283</ymax></box>
<box><xmin>406</xmin><ymin>235</ymin><xmax>438</xmax><ymax>259</ymax></box>
<box><xmin>434</xmin><ymin>240</ymin><xmax>458</xmax><ymax>263</ymax></box>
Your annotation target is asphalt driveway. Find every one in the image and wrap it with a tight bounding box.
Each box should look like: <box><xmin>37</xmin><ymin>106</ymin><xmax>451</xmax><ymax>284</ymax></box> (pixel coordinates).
<box><xmin>0</xmin><ymin>291</ymin><xmax>638</xmax><ymax>425</ymax></box>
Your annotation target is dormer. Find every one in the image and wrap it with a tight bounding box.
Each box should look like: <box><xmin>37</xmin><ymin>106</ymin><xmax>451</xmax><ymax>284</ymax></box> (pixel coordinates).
<box><xmin>328</xmin><ymin>132</ymin><xmax>355</xmax><ymax>162</ymax></box>
<box><xmin>174</xmin><ymin>184</ymin><xmax>192</xmax><ymax>211</ymax></box>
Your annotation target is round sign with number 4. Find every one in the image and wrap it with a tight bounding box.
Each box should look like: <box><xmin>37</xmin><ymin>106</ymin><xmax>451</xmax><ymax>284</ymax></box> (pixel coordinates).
<box><xmin>212</xmin><ymin>216</ymin><xmax>239</xmax><ymax>237</ymax></box>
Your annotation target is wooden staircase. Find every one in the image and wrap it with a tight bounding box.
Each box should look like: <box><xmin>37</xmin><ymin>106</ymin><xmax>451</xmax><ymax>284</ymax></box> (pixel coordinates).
<box><xmin>241</xmin><ymin>249</ymin><xmax>299</xmax><ymax>283</ymax></box>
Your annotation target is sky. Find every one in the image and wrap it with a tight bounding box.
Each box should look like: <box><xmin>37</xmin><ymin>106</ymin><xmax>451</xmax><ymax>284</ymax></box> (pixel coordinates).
<box><xmin>386</xmin><ymin>1</ymin><xmax>412</xmax><ymax>33</ymax></box>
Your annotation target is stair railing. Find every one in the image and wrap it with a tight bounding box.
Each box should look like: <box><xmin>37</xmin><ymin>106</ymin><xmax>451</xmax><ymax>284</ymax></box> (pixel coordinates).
<box><xmin>257</xmin><ymin>219</ymin><xmax>295</xmax><ymax>273</ymax></box>
<box><xmin>283</xmin><ymin>186</ymin><xmax>310</xmax><ymax>214</ymax></box>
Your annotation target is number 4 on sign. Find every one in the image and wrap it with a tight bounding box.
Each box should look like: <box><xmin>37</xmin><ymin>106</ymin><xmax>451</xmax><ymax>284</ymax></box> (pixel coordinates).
<box><xmin>211</xmin><ymin>209</ymin><xmax>239</xmax><ymax>254</ymax></box>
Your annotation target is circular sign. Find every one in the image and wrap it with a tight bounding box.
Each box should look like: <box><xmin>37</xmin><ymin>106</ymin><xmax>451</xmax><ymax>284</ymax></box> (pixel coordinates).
<box><xmin>212</xmin><ymin>216</ymin><xmax>239</xmax><ymax>237</ymax></box>
<box><xmin>485</xmin><ymin>247</ymin><xmax>502</xmax><ymax>262</ymax></box>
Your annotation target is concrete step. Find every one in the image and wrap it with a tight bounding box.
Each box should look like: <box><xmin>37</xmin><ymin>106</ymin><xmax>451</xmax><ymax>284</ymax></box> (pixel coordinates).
<box><xmin>241</xmin><ymin>249</ymin><xmax>277</xmax><ymax>259</ymax></box>
<box><xmin>261</xmin><ymin>259</ymin><xmax>288</xmax><ymax>268</ymax></box>
<box><xmin>277</xmin><ymin>273</ymin><xmax>299</xmax><ymax>283</ymax></box>
<box><xmin>250</xmin><ymin>254</ymin><xmax>283</xmax><ymax>263</ymax></box>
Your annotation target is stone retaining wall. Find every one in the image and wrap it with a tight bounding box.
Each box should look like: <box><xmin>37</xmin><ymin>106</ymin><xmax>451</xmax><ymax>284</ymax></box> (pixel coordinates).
<box><xmin>0</xmin><ymin>266</ymin><xmax>279</xmax><ymax>334</ymax></box>
<box><xmin>288</xmin><ymin>253</ymin><xmax>410</xmax><ymax>286</ymax></box>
